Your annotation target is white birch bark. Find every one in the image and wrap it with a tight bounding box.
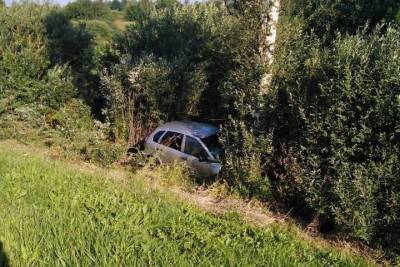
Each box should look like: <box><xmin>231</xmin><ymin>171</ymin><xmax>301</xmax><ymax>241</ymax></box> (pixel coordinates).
<box><xmin>260</xmin><ymin>0</ymin><xmax>280</xmax><ymax>92</ymax></box>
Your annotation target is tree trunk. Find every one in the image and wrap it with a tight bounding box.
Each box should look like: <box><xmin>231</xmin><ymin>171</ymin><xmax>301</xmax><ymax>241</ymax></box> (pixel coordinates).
<box><xmin>260</xmin><ymin>0</ymin><xmax>280</xmax><ymax>92</ymax></box>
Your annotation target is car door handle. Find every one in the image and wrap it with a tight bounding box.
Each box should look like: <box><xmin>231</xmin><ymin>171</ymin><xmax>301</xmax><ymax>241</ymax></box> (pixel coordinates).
<box><xmin>181</xmin><ymin>156</ymin><xmax>187</xmax><ymax>160</ymax></box>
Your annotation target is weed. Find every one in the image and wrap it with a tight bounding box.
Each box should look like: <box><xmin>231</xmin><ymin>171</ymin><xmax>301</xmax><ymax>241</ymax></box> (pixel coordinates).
<box><xmin>0</xmin><ymin>144</ymin><xmax>373</xmax><ymax>266</ymax></box>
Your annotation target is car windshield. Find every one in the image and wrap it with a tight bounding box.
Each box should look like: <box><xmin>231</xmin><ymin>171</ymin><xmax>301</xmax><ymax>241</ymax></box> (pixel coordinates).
<box><xmin>201</xmin><ymin>134</ymin><xmax>223</xmax><ymax>160</ymax></box>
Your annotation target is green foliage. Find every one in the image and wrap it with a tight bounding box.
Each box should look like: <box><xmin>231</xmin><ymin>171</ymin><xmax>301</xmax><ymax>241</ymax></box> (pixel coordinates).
<box><xmin>155</xmin><ymin>0</ymin><xmax>180</xmax><ymax>10</ymax></box>
<box><xmin>64</xmin><ymin>0</ymin><xmax>112</xmax><ymax>20</ymax></box>
<box><xmin>107</xmin><ymin>4</ymin><xmax>228</xmax><ymax>139</ymax></box>
<box><xmin>0</xmin><ymin>4</ymin><xmax>76</xmax><ymax>110</ymax></box>
<box><xmin>45</xmin><ymin>11</ymin><xmax>93</xmax><ymax>70</ymax></box>
<box><xmin>1</xmin><ymin>0</ymin><xmax>400</xmax><ymax>260</ymax></box>
<box><xmin>124</xmin><ymin>0</ymin><xmax>153</xmax><ymax>21</ymax></box>
<box><xmin>286</xmin><ymin>0</ymin><xmax>400</xmax><ymax>42</ymax></box>
<box><xmin>0</xmin><ymin>145</ymin><xmax>371</xmax><ymax>266</ymax></box>
<box><xmin>0</xmin><ymin>3</ymin><xmax>122</xmax><ymax>166</ymax></box>
<box><xmin>79</xmin><ymin>19</ymin><xmax>115</xmax><ymax>44</ymax></box>
<box><xmin>268</xmin><ymin>22</ymin><xmax>400</xmax><ymax>255</ymax></box>
<box><xmin>112</xmin><ymin>0</ymin><xmax>271</xmax><ymax>197</ymax></box>
<box><xmin>0</xmin><ymin>99</ymin><xmax>124</xmax><ymax>166</ymax></box>
<box><xmin>109</xmin><ymin>0</ymin><xmax>126</xmax><ymax>10</ymax></box>
<box><xmin>111</xmin><ymin>2</ymin><xmax>265</xmax><ymax>126</ymax></box>
<box><xmin>101</xmin><ymin>55</ymin><xmax>176</xmax><ymax>143</ymax></box>
<box><xmin>124</xmin><ymin>0</ymin><xmax>179</xmax><ymax>22</ymax></box>
<box><xmin>45</xmin><ymin>9</ymin><xmax>119</xmax><ymax>116</ymax></box>
<box><xmin>73</xmin><ymin>19</ymin><xmax>116</xmax><ymax>74</ymax></box>
<box><xmin>220</xmin><ymin>119</ymin><xmax>272</xmax><ymax>199</ymax></box>
<box><xmin>50</xmin><ymin>99</ymin><xmax>123</xmax><ymax>166</ymax></box>
<box><xmin>210</xmin><ymin>0</ymin><xmax>270</xmax><ymax>197</ymax></box>
<box><xmin>396</xmin><ymin>9</ymin><xmax>400</xmax><ymax>23</ymax></box>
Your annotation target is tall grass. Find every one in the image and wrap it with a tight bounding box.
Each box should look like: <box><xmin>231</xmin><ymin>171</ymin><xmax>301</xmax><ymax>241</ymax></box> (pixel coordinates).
<box><xmin>0</xmin><ymin>143</ymin><xmax>371</xmax><ymax>266</ymax></box>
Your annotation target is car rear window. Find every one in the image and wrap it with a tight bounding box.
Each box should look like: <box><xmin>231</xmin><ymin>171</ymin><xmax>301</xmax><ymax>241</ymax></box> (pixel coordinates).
<box><xmin>153</xmin><ymin>131</ymin><xmax>165</xmax><ymax>143</ymax></box>
<box><xmin>160</xmin><ymin>131</ymin><xmax>183</xmax><ymax>151</ymax></box>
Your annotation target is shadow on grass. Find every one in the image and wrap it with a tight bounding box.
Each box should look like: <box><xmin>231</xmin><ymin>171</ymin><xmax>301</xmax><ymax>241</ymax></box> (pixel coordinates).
<box><xmin>0</xmin><ymin>242</ymin><xmax>9</xmax><ymax>267</ymax></box>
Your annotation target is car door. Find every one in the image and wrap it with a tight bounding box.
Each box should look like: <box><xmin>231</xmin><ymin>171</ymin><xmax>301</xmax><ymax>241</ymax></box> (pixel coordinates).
<box><xmin>182</xmin><ymin>135</ymin><xmax>214</xmax><ymax>176</ymax></box>
<box><xmin>158</xmin><ymin>131</ymin><xmax>185</xmax><ymax>163</ymax></box>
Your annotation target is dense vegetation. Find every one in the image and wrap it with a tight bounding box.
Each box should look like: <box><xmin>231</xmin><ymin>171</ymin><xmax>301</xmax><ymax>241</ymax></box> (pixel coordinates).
<box><xmin>266</xmin><ymin>2</ymin><xmax>400</xmax><ymax>257</ymax></box>
<box><xmin>0</xmin><ymin>0</ymin><xmax>399</xmax><ymax>262</ymax></box>
<box><xmin>0</xmin><ymin>141</ymin><xmax>371</xmax><ymax>266</ymax></box>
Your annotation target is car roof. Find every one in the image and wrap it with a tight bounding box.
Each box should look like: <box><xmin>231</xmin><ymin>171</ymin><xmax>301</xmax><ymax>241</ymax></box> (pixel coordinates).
<box><xmin>156</xmin><ymin>121</ymin><xmax>219</xmax><ymax>139</ymax></box>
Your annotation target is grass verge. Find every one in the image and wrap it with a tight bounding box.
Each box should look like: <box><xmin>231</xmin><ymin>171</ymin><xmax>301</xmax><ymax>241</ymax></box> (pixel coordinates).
<box><xmin>0</xmin><ymin>142</ymin><xmax>373</xmax><ymax>266</ymax></box>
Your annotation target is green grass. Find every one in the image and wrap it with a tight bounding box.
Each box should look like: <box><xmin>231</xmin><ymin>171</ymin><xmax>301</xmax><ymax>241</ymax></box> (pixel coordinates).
<box><xmin>0</xmin><ymin>143</ymin><xmax>373</xmax><ymax>266</ymax></box>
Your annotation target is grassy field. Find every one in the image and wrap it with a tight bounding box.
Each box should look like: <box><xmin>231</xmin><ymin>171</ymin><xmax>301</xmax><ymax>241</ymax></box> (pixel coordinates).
<box><xmin>0</xmin><ymin>142</ymin><xmax>373</xmax><ymax>266</ymax></box>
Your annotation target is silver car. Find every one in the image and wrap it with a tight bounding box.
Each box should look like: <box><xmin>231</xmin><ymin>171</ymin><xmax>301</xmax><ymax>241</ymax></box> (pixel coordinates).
<box><xmin>144</xmin><ymin>121</ymin><xmax>223</xmax><ymax>176</ymax></box>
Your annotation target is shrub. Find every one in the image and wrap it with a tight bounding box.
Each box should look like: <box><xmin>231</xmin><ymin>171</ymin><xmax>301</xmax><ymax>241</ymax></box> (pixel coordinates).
<box><xmin>215</xmin><ymin>0</ymin><xmax>272</xmax><ymax>197</ymax></box>
<box><xmin>64</xmin><ymin>0</ymin><xmax>112</xmax><ymax>21</ymax></box>
<box><xmin>45</xmin><ymin>11</ymin><xmax>93</xmax><ymax>70</ymax></box>
<box><xmin>106</xmin><ymin>1</ymin><xmax>273</xmax><ymax>196</ymax></box>
<box><xmin>105</xmin><ymin>4</ymin><xmax>227</xmax><ymax>140</ymax></box>
<box><xmin>268</xmin><ymin>24</ymin><xmax>400</xmax><ymax>255</ymax></box>
<box><xmin>286</xmin><ymin>0</ymin><xmax>400</xmax><ymax>41</ymax></box>
<box><xmin>0</xmin><ymin>3</ymin><xmax>123</xmax><ymax>166</ymax></box>
<box><xmin>0</xmin><ymin>4</ymin><xmax>76</xmax><ymax>110</ymax></box>
<box><xmin>109</xmin><ymin>0</ymin><xmax>125</xmax><ymax>11</ymax></box>
<box><xmin>45</xmin><ymin>10</ymin><xmax>113</xmax><ymax>117</ymax></box>
<box><xmin>78</xmin><ymin>19</ymin><xmax>115</xmax><ymax>45</ymax></box>
<box><xmin>155</xmin><ymin>0</ymin><xmax>180</xmax><ymax>10</ymax></box>
<box><xmin>117</xmin><ymin>3</ymin><xmax>237</xmax><ymax>121</ymax></box>
<box><xmin>124</xmin><ymin>0</ymin><xmax>153</xmax><ymax>21</ymax></box>
<box><xmin>220</xmin><ymin>119</ymin><xmax>272</xmax><ymax>200</ymax></box>
<box><xmin>101</xmin><ymin>55</ymin><xmax>175</xmax><ymax>145</ymax></box>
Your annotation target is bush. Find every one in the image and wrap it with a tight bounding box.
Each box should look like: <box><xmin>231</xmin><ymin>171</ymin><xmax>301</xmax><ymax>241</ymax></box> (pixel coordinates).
<box><xmin>45</xmin><ymin>9</ymin><xmax>114</xmax><ymax>117</ymax></box>
<box><xmin>45</xmin><ymin>11</ymin><xmax>93</xmax><ymax>70</ymax></box>
<box><xmin>155</xmin><ymin>0</ymin><xmax>180</xmax><ymax>10</ymax></box>
<box><xmin>64</xmin><ymin>0</ymin><xmax>112</xmax><ymax>20</ymax></box>
<box><xmin>124</xmin><ymin>0</ymin><xmax>153</xmax><ymax>21</ymax></box>
<box><xmin>101</xmin><ymin>55</ymin><xmax>175</xmax><ymax>145</ymax></box>
<box><xmin>268</xmin><ymin>24</ymin><xmax>400</xmax><ymax>255</ymax></box>
<box><xmin>45</xmin><ymin>99</ymin><xmax>125</xmax><ymax>166</ymax></box>
<box><xmin>78</xmin><ymin>19</ymin><xmax>115</xmax><ymax>45</ymax></box>
<box><xmin>117</xmin><ymin>2</ymin><xmax>242</xmax><ymax>121</ymax></box>
<box><xmin>2</xmin><ymin>0</ymin><xmax>399</xmax><ymax>259</ymax></box>
<box><xmin>106</xmin><ymin>1</ymin><xmax>273</xmax><ymax>197</ymax></box>
<box><xmin>220</xmin><ymin>119</ymin><xmax>272</xmax><ymax>200</ymax></box>
<box><xmin>0</xmin><ymin>3</ymin><xmax>123</xmax><ymax>166</ymax></box>
<box><xmin>0</xmin><ymin>4</ymin><xmax>76</xmax><ymax>110</ymax></box>
<box><xmin>109</xmin><ymin>0</ymin><xmax>125</xmax><ymax>11</ymax></box>
<box><xmin>286</xmin><ymin>0</ymin><xmax>400</xmax><ymax>41</ymax></box>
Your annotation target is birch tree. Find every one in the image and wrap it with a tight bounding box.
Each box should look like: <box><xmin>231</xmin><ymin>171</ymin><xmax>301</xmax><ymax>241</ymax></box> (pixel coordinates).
<box><xmin>260</xmin><ymin>0</ymin><xmax>280</xmax><ymax>91</ymax></box>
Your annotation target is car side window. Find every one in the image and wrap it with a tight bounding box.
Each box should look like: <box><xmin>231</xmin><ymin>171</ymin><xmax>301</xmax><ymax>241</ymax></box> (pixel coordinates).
<box><xmin>160</xmin><ymin>131</ymin><xmax>183</xmax><ymax>151</ymax></box>
<box><xmin>153</xmin><ymin>130</ymin><xmax>165</xmax><ymax>143</ymax></box>
<box><xmin>184</xmin><ymin>136</ymin><xmax>208</xmax><ymax>159</ymax></box>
